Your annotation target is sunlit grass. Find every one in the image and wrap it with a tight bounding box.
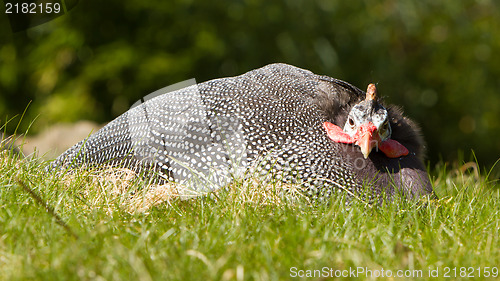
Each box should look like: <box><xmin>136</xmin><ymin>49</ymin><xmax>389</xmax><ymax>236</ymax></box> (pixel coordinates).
<box><xmin>0</xmin><ymin>149</ymin><xmax>498</xmax><ymax>281</ymax></box>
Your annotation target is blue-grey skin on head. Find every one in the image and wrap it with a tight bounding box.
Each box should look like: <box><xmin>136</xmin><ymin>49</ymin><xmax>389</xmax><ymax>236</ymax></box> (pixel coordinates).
<box><xmin>343</xmin><ymin>99</ymin><xmax>392</xmax><ymax>141</ymax></box>
<box><xmin>342</xmin><ymin>84</ymin><xmax>392</xmax><ymax>158</ymax></box>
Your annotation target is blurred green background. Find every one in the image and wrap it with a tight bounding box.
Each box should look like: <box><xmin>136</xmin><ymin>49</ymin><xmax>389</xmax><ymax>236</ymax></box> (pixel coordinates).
<box><xmin>0</xmin><ymin>0</ymin><xmax>499</xmax><ymax>170</ymax></box>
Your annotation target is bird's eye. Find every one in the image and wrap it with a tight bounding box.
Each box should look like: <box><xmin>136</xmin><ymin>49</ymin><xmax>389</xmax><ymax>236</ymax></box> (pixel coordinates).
<box><xmin>382</xmin><ymin>121</ymin><xmax>388</xmax><ymax>131</ymax></box>
<box><xmin>348</xmin><ymin>117</ymin><xmax>355</xmax><ymax>127</ymax></box>
<box><xmin>379</xmin><ymin>120</ymin><xmax>391</xmax><ymax>140</ymax></box>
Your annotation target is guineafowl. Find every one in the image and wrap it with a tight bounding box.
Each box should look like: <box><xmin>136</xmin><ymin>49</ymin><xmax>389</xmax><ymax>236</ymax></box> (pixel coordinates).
<box><xmin>50</xmin><ymin>63</ymin><xmax>434</xmax><ymax>201</ymax></box>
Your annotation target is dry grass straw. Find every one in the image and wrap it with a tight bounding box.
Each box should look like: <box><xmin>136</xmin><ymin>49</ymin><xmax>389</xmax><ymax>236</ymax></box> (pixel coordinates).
<box><xmin>60</xmin><ymin>167</ymin><xmax>179</xmax><ymax>214</ymax></box>
<box><xmin>59</xmin><ymin>166</ymin><xmax>310</xmax><ymax>214</ymax></box>
<box><xmin>0</xmin><ymin>146</ymin><xmax>315</xmax><ymax>215</ymax></box>
<box><xmin>434</xmin><ymin>161</ymin><xmax>489</xmax><ymax>192</ymax></box>
<box><xmin>218</xmin><ymin>176</ymin><xmax>311</xmax><ymax>207</ymax></box>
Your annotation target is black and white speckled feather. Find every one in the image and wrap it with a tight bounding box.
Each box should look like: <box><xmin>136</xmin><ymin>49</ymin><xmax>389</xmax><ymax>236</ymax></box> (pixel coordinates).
<box><xmin>51</xmin><ymin>63</ymin><xmax>434</xmax><ymax>201</ymax></box>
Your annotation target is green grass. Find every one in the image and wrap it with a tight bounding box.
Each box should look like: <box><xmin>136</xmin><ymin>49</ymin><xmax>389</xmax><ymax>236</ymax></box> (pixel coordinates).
<box><xmin>0</xmin><ymin>150</ymin><xmax>498</xmax><ymax>281</ymax></box>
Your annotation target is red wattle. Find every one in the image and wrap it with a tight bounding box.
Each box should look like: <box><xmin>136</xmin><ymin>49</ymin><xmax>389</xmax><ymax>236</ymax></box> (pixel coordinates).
<box><xmin>378</xmin><ymin>139</ymin><xmax>409</xmax><ymax>158</ymax></box>
<box><xmin>323</xmin><ymin>122</ymin><xmax>354</xmax><ymax>143</ymax></box>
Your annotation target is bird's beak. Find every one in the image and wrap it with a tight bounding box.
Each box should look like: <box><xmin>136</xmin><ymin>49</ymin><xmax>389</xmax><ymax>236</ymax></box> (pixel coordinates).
<box><xmin>354</xmin><ymin>122</ymin><xmax>380</xmax><ymax>159</ymax></box>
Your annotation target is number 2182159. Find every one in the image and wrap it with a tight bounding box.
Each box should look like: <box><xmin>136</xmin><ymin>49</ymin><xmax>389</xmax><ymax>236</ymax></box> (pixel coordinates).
<box><xmin>5</xmin><ymin>2</ymin><xmax>62</xmax><ymax>14</ymax></box>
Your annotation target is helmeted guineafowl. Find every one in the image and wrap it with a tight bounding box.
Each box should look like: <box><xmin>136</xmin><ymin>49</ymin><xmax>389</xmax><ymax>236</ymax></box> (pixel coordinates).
<box><xmin>50</xmin><ymin>63</ymin><xmax>434</xmax><ymax>201</ymax></box>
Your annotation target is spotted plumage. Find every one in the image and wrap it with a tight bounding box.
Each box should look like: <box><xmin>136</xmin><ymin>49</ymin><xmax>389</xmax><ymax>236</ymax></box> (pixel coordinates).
<box><xmin>51</xmin><ymin>63</ymin><xmax>434</xmax><ymax>201</ymax></box>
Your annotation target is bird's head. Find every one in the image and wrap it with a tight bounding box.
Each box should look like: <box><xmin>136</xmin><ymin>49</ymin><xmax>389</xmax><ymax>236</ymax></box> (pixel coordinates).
<box><xmin>324</xmin><ymin>84</ymin><xmax>409</xmax><ymax>159</ymax></box>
